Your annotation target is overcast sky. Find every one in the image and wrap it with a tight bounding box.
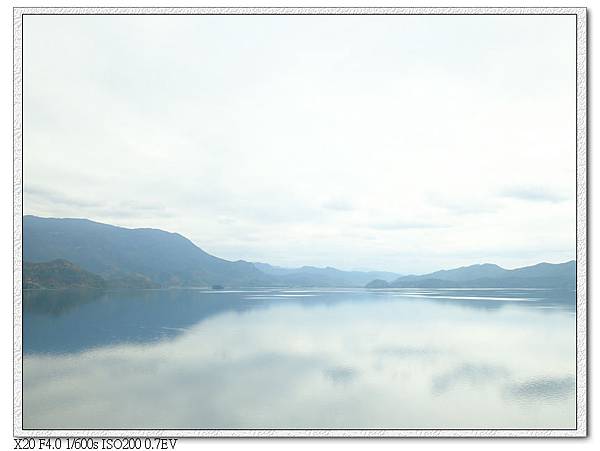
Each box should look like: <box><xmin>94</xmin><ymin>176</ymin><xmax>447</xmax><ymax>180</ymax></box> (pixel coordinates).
<box><xmin>23</xmin><ymin>14</ymin><xmax>576</xmax><ymax>274</ymax></box>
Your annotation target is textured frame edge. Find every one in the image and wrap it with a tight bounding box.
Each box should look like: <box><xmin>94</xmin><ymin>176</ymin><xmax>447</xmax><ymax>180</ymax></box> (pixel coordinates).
<box><xmin>13</xmin><ymin>6</ymin><xmax>588</xmax><ymax>438</ymax></box>
<box><xmin>575</xmin><ymin>5</ymin><xmax>587</xmax><ymax>439</ymax></box>
<box><xmin>14</xmin><ymin>4</ymin><xmax>23</xmax><ymax>440</ymax></box>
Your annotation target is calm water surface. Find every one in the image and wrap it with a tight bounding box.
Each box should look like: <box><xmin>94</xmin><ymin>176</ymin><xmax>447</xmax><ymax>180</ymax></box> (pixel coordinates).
<box><xmin>23</xmin><ymin>288</ymin><xmax>576</xmax><ymax>429</ymax></box>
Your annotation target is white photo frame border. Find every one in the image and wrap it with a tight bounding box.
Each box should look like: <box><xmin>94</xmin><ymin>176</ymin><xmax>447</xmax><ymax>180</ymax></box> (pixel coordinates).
<box><xmin>13</xmin><ymin>6</ymin><xmax>588</xmax><ymax>438</ymax></box>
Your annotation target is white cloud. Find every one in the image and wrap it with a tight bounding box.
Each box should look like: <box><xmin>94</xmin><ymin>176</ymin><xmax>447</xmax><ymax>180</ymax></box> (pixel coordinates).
<box><xmin>23</xmin><ymin>14</ymin><xmax>576</xmax><ymax>273</ymax></box>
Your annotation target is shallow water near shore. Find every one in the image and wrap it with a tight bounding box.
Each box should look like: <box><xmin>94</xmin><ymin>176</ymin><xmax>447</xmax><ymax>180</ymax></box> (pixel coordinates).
<box><xmin>22</xmin><ymin>287</ymin><xmax>576</xmax><ymax>429</ymax></box>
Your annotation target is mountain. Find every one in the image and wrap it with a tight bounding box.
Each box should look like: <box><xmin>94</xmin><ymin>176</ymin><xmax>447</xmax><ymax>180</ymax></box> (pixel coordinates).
<box><xmin>23</xmin><ymin>216</ymin><xmax>274</xmax><ymax>288</ymax></box>
<box><xmin>24</xmin><ymin>215</ymin><xmax>575</xmax><ymax>290</ymax></box>
<box><xmin>23</xmin><ymin>215</ymin><xmax>402</xmax><ymax>289</ymax></box>
<box><xmin>24</xmin><ymin>258</ymin><xmax>167</xmax><ymax>290</ymax></box>
<box><xmin>367</xmin><ymin>261</ymin><xmax>576</xmax><ymax>289</ymax></box>
<box><xmin>253</xmin><ymin>262</ymin><xmax>401</xmax><ymax>287</ymax></box>
<box><xmin>23</xmin><ymin>259</ymin><xmax>107</xmax><ymax>289</ymax></box>
<box><xmin>397</xmin><ymin>263</ymin><xmax>509</xmax><ymax>282</ymax></box>
<box><xmin>103</xmin><ymin>273</ymin><xmax>160</xmax><ymax>289</ymax></box>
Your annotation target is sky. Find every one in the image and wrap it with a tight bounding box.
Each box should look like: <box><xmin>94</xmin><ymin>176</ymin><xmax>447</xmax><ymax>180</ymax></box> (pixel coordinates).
<box><xmin>23</xmin><ymin>14</ymin><xmax>576</xmax><ymax>274</ymax></box>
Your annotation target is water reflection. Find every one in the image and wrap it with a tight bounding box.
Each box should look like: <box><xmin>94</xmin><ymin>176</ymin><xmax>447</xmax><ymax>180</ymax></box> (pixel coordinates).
<box><xmin>23</xmin><ymin>288</ymin><xmax>575</xmax><ymax>429</ymax></box>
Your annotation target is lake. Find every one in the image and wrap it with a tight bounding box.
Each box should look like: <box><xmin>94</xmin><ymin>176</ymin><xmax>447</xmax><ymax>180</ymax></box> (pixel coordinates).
<box><xmin>22</xmin><ymin>287</ymin><xmax>576</xmax><ymax>430</ymax></box>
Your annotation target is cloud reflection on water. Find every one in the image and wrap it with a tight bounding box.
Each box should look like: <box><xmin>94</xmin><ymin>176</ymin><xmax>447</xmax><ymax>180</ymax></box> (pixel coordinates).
<box><xmin>23</xmin><ymin>290</ymin><xmax>575</xmax><ymax>429</ymax></box>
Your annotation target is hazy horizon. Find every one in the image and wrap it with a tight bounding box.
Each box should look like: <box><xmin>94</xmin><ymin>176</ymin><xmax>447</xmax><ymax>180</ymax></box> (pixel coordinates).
<box><xmin>23</xmin><ymin>14</ymin><xmax>576</xmax><ymax>274</ymax></box>
<box><xmin>22</xmin><ymin>214</ymin><xmax>575</xmax><ymax>275</ymax></box>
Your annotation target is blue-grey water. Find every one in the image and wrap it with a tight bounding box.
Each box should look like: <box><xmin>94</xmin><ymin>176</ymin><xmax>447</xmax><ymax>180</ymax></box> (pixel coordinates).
<box><xmin>22</xmin><ymin>288</ymin><xmax>576</xmax><ymax>429</ymax></box>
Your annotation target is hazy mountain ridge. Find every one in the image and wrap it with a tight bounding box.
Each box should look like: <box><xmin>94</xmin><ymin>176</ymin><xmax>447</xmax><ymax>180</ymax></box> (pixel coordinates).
<box><xmin>24</xmin><ymin>216</ymin><xmax>402</xmax><ymax>288</ymax></box>
<box><xmin>24</xmin><ymin>216</ymin><xmax>575</xmax><ymax>289</ymax></box>
<box><xmin>24</xmin><ymin>216</ymin><xmax>273</xmax><ymax>288</ymax></box>
<box><xmin>367</xmin><ymin>261</ymin><xmax>575</xmax><ymax>289</ymax></box>
<box><xmin>397</xmin><ymin>263</ymin><xmax>509</xmax><ymax>282</ymax></box>
<box><xmin>253</xmin><ymin>262</ymin><xmax>401</xmax><ymax>287</ymax></box>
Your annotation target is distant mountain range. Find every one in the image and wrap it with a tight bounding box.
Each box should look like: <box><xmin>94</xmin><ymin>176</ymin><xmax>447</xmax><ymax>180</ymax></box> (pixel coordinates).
<box><xmin>22</xmin><ymin>215</ymin><xmax>575</xmax><ymax>290</ymax></box>
<box><xmin>366</xmin><ymin>261</ymin><xmax>575</xmax><ymax>289</ymax></box>
<box><xmin>22</xmin><ymin>216</ymin><xmax>398</xmax><ymax>289</ymax></box>
<box><xmin>253</xmin><ymin>262</ymin><xmax>400</xmax><ymax>288</ymax></box>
